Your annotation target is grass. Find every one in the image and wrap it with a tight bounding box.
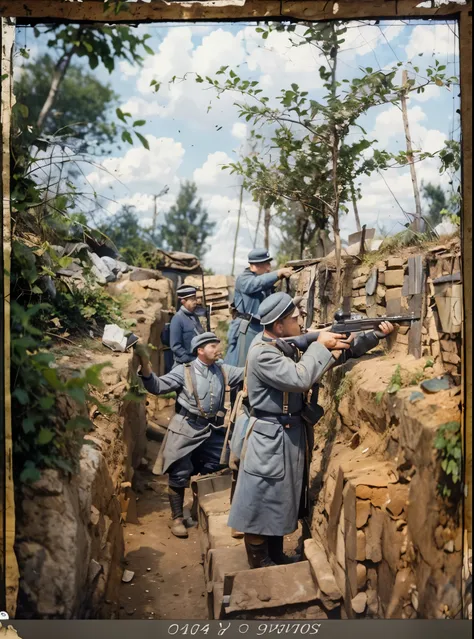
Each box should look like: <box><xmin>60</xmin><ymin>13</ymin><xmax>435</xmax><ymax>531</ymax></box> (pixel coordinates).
<box><xmin>361</xmin><ymin>229</ymin><xmax>448</xmax><ymax>267</ymax></box>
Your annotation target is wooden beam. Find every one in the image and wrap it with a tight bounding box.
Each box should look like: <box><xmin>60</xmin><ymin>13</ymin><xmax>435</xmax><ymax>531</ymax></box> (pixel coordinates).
<box><xmin>0</xmin><ymin>0</ymin><xmax>470</xmax><ymax>22</ymax></box>
<box><xmin>460</xmin><ymin>8</ymin><xmax>472</xmax><ymax>547</ymax></box>
<box><xmin>0</xmin><ymin>17</ymin><xmax>19</xmax><ymax>616</ymax></box>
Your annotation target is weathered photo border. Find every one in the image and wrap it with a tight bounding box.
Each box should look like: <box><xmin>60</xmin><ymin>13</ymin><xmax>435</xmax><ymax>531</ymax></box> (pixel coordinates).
<box><xmin>0</xmin><ymin>0</ymin><xmax>471</xmax><ymax>626</ymax></box>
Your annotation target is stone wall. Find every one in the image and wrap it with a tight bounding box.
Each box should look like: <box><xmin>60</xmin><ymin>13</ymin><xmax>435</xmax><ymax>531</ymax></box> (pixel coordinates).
<box><xmin>13</xmin><ymin>266</ymin><xmax>173</xmax><ymax>618</ymax></box>
<box><xmin>293</xmin><ymin>237</ymin><xmax>462</xmax><ymax>379</ymax></box>
<box><xmin>291</xmin><ymin>239</ymin><xmax>465</xmax><ymax>619</ymax></box>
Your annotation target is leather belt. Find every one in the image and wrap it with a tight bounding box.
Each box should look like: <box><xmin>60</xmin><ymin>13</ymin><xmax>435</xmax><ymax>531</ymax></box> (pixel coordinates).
<box><xmin>179</xmin><ymin>407</ymin><xmax>223</xmax><ymax>427</ymax></box>
<box><xmin>235</xmin><ymin>311</ymin><xmax>260</xmax><ymax>324</ymax></box>
<box><xmin>252</xmin><ymin>409</ymin><xmax>302</xmax><ymax>426</ymax></box>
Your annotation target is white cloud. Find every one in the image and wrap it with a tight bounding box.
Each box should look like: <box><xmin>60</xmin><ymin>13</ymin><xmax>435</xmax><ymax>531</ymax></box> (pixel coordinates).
<box><xmin>339</xmin><ymin>23</ymin><xmax>404</xmax><ymax>58</ymax></box>
<box><xmin>371</xmin><ymin>103</ymin><xmax>446</xmax><ymax>154</ymax></box>
<box><xmin>232</xmin><ymin>122</ymin><xmax>248</xmax><ymax>140</ymax></box>
<box><xmin>193</xmin><ymin>151</ymin><xmax>239</xmax><ymax>195</ymax></box>
<box><xmin>405</xmin><ymin>24</ymin><xmax>458</xmax><ymax>60</ymax></box>
<box><xmin>86</xmin><ymin>135</ymin><xmax>184</xmax><ymax>191</ymax></box>
<box><xmin>119</xmin><ymin>60</ymin><xmax>139</xmax><ymax>78</ymax></box>
<box><xmin>120</xmin><ymin>97</ymin><xmax>165</xmax><ymax>118</ymax></box>
<box><xmin>410</xmin><ymin>83</ymin><xmax>442</xmax><ymax>103</ymax></box>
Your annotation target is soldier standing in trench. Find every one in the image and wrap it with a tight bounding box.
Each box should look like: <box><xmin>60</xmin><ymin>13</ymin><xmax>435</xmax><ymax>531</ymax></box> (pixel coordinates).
<box><xmin>134</xmin><ymin>333</ymin><xmax>244</xmax><ymax>538</ymax></box>
<box><xmin>169</xmin><ymin>284</ymin><xmax>205</xmax><ymax>366</ymax></box>
<box><xmin>225</xmin><ymin>249</ymin><xmax>293</xmax><ymax>367</ymax></box>
<box><xmin>227</xmin><ymin>291</ymin><xmax>395</xmax><ymax>568</ymax></box>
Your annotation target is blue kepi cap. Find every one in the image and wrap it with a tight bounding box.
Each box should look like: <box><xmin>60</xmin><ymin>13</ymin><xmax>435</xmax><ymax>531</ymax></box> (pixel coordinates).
<box><xmin>177</xmin><ymin>284</ymin><xmax>198</xmax><ymax>299</ymax></box>
<box><xmin>248</xmin><ymin>248</ymin><xmax>272</xmax><ymax>264</ymax></box>
<box><xmin>191</xmin><ymin>332</ymin><xmax>220</xmax><ymax>355</ymax></box>
<box><xmin>259</xmin><ymin>292</ymin><xmax>300</xmax><ymax>326</ymax></box>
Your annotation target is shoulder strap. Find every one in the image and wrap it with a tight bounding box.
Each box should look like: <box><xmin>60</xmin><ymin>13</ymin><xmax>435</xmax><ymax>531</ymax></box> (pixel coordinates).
<box><xmin>248</xmin><ymin>340</ymin><xmax>291</xmax><ymax>415</ymax></box>
<box><xmin>183</xmin><ymin>363</ymin><xmax>207</xmax><ymax>418</ymax></box>
<box><xmin>242</xmin><ymin>341</ymin><xmax>267</xmax><ymax>398</ymax></box>
<box><xmin>217</xmin><ymin>363</ymin><xmax>231</xmax><ymax>415</ymax></box>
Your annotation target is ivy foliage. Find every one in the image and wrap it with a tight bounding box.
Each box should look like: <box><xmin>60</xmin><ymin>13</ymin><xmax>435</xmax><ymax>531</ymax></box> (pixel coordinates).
<box><xmin>434</xmin><ymin>421</ymin><xmax>462</xmax><ymax>499</ymax></box>
<box><xmin>9</xmin><ymin>21</ymin><xmax>155</xmax><ymax>484</ymax></box>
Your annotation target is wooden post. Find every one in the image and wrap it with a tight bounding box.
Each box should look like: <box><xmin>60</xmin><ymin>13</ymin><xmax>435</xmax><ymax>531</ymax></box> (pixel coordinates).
<box><xmin>460</xmin><ymin>9</ymin><xmax>472</xmax><ymax>551</ymax></box>
<box><xmin>264</xmin><ymin>207</ymin><xmax>271</xmax><ymax>251</ymax></box>
<box><xmin>401</xmin><ymin>70</ymin><xmax>423</xmax><ymax>232</ymax></box>
<box><xmin>350</xmin><ymin>183</ymin><xmax>362</xmax><ymax>233</ymax></box>
<box><xmin>253</xmin><ymin>202</ymin><xmax>262</xmax><ymax>248</ymax></box>
<box><xmin>152</xmin><ymin>194</ymin><xmax>158</xmax><ymax>236</ymax></box>
<box><xmin>1</xmin><ymin>17</ymin><xmax>19</xmax><ymax>616</ymax></box>
<box><xmin>231</xmin><ymin>182</ymin><xmax>244</xmax><ymax>276</ymax></box>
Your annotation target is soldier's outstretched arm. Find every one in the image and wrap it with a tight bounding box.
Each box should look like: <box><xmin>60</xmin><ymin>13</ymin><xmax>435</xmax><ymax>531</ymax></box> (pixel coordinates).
<box><xmin>255</xmin><ymin>341</ymin><xmax>335</xmax><ymax>393</ymax></box>
<box><xmin>139</xmin><ymin>366</ymin><xmax>185</xmax><ymax>396</ymax></box>
<box><xmin>222</xmin><ymin>364</ymin><xmax>245</xmax><ymax>387</ymax></box>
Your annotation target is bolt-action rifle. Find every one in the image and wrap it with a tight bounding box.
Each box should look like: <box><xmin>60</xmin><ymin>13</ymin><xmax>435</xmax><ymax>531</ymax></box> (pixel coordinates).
<box><xmin>279</xmin><ymin>309</ymin><xmax>420</xmax><ymax>352</ymax></box>
<box><xmin>317</xmin><ymin>309</ymin><xmax>420</xmax><ymax>337</ymax></box>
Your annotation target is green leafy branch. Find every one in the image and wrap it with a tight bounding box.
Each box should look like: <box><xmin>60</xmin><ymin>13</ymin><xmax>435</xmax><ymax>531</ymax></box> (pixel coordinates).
<box><xmin>434</xmin><ymin>421</ymin><xmax>462</xmax><ymax>499</ymax></box>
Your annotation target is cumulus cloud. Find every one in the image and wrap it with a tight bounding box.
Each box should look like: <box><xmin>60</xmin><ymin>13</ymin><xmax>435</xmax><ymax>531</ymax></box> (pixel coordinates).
<box><xmin>405</xmin><ymin>23</ymin><xmax>459</xmax><ymax>60</ymax></box>
<box><xmin>86</xmin><ymin>135</ymin><xmax>185</xmax><ymax>191</ymax></box>
<box><xmin>232</xmin><ymin>122</ymin><xmax>248</xmax><ymax>140</ymax></box>
<box><xmin>371</xmin><ymin>103</ymin><xmax>446</xmax><ymax>154</ymax></box>
<box><xmin>193</xmin><ymin>151</ymin><xmax>238</xmax><ymax>195</ymax></box>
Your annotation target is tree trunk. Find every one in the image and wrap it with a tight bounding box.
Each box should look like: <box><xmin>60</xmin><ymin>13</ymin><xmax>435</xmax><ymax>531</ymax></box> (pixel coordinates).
<box><xmin>152</xmin><ymin>194</ymin><xmax>158</xmax><ymax>236</ymax></box>
<box><xmin>264</xmin><ymin>207</ymin><xmax>271</xmax><ymax>250</ymax></box>
<box><xmin>329</xmin><ymin>23</ymin><xmax>342</xmax><ymax>300</ymax></box>
<box><xmin>36</xmin><ymin>46</ymin><xmax>76</xmax><ymax>131</ymax></box>
<box><xmin>299</xmin><ymin>218</ymin><xmax>309</xmax><ymax>259</ymax></box>
<box><xmin>253</xmin><ymin>202</ymin><xmax>262</xmax><ymax>247</ymax></box>
<box><xmin>350</xmin><ymin>182</ymin><xmax>362</xmax><ymax>232</ymax></box>
<box><xmin>401</xmin><ymin>70</ymin><xmax>423</xmax><ymax>232</ymax></box>
<box><xmin>231</xmin><ymin>182</ymin><xmax>244</xmax><ymax>276</ymax></box>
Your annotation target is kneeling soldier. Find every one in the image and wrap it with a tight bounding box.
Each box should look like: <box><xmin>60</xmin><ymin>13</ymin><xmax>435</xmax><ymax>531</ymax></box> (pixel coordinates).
<box><xmin>135</xmin><ymin>332</ymin><xmax>244</xmax><ymax>538</ymax></box>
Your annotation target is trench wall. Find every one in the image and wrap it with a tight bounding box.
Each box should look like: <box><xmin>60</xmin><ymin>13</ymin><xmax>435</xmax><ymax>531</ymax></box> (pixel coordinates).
<box><xmin>293</xmin><ymin>239</ymin><xmax>468</xmax><ymax>619</ymax></box>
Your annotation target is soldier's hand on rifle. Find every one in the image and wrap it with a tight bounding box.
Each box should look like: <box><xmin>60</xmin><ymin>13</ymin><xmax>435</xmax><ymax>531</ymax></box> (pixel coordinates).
<box><xmin>374</xmin><ymin>321</ymin><xmax>395</xmax><ymax>339</ymax></box>
<box><xmin>317</xmin><ymin>330</ymin><xmax>351</xmax><ymax>351</ymax></box>
<box><xmin>277</xmin><ymin>267</ymin><xmax>294</xmax><ymax>280</ymax></box>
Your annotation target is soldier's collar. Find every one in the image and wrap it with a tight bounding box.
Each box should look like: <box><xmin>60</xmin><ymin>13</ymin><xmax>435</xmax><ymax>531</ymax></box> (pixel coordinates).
<box><xmin>180</xmin><ymin>306</ymin><xmax>193</xmax><ymax>316</ymax></box>
<box><xmin>194</xmin><ymin>357</ymin><xmax>211</xmax><ymax>376</ymax></box>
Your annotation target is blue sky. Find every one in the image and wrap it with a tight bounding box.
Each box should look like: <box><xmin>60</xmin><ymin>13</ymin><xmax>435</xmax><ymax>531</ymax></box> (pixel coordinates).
<box><xmin>16</xmin><ymin>19</ymin><xmax>460</xmax><ymax>273</ymax></box>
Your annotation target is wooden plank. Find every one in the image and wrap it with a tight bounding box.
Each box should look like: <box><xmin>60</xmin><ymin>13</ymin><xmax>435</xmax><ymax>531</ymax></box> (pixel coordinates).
<box><xmin>408</xmin><ymin>271</ymin><xmax>425</xmax><ymax>359</ymax></box>
<box><xmin>408</xmin><ymin>255</ymin><xmax>423</xmax><ymax>295</ymax></box>
<box><xmin>460</xmin><ymin>8</ymin><xmax>472</xmax><ymax>547</ymax></box>
<box><xmin>225</xmin><ymin>561</ymin><xmax>320</xmax><ymax>614</ymax></box>
<box><xmin>2</xmin><ymin>0</ymin><xmax>469</xmax><ymax>22</ymax></box>
<box><xmin>1</xmin><ymin>17</ymin><xmax>19</xmax><ymax>617</ymax></box>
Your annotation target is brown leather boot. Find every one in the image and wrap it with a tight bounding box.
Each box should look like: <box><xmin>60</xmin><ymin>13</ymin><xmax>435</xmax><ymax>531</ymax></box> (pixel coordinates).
<box><xmin>244</xmin><ymin>535</ymin><xmax>276</xmax><ymax>569</ymax></box>
<box><xmin>169</xmin><ymin>517</ymin><xmax>188</xmax><ymax>538</ymax></box>
<box><xmin>268</xmin><ymin>536</ymin><xmax>299</xmax><ymax>565</ymax></box>
<box><xmin>168</xmin><ymin>486</ymin><xmax>188</xmax><ymax>538</ymax></box>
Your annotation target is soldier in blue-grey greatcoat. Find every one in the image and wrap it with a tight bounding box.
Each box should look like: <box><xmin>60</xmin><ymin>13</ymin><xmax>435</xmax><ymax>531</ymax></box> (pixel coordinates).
<box><xmin>135</xmin><ymin>332</ymin><xmax>244</xmax><ymax>538</ymax></box>
<box><xmin>169</xmin><ymin>284</ymin><xmax>205</xmax><ymax>366</ymax></box>
<box><xmin>227</xmin><ymin>292</ymin><xmax>395</xmax><ymax>568</ymax></box>
<box><xmin>224</xmin><ymin>248</ymin><xmax>293</xmax><ymax>367</ymax></box>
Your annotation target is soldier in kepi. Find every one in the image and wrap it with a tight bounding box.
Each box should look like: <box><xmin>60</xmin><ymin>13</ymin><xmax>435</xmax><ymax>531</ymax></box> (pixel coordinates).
<box><xmin>134</xmin><ymin>333</ymin><xmax>244</xmax><ymax>538</ymax></box>
<box><xmin>227</xmin><ymin>292</ymin><xmax>394</xmax><ymax>568</ymax></box>
<box><xmin>169</xmin><ymin>284</ymin><xmax>205</xmax><ymax>366</ymax></box>
<box><xmin>225</xmin><ymin>248</ymin><xmax>294</xmax><ymax>367</ymax></box>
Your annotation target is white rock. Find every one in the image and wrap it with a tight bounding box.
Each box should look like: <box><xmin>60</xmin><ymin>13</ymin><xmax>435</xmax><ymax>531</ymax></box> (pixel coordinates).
<box><xmin>122</xmin><ymin>570</ymin><xmax>135</xmax><ymax>583</ymax></box>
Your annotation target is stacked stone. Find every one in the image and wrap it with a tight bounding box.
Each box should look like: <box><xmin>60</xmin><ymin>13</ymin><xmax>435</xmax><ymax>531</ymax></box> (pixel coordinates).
<box><xmin>184</xmin><ymin>274</ymin><xmax>235</xmax><ymax>330</ymax></box>
<box><xmin>296</xmin><ymin>241</ymin><xmax>462</xmax><ymax>379</ymax></box>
